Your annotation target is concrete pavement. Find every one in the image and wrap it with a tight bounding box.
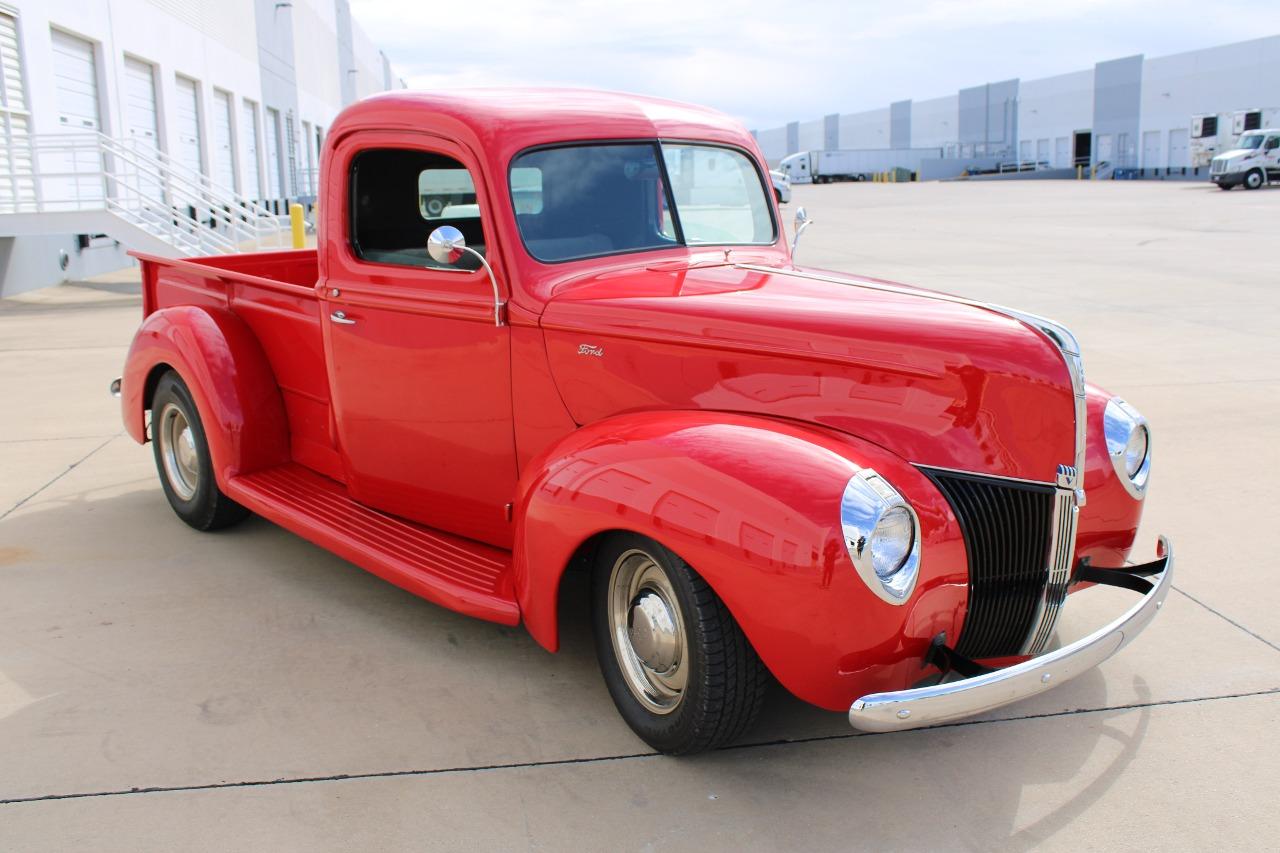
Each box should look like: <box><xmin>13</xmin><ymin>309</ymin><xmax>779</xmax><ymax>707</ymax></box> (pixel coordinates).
<box><xmin>1</xmin><ymin>181</ymin><xmax>1277</xmax><ymax>851</ymax></box>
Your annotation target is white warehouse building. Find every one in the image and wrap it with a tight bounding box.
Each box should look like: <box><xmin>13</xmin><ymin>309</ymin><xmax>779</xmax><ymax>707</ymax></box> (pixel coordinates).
<box><xmin>0</xmin><ymin>0</ymin><xmax>403</xmax><ymax>295</ymax></box>
<box><xmin>755</xmin><ymin>35</ymin><xmax>1280</xmax><ymax>175</ymax></box>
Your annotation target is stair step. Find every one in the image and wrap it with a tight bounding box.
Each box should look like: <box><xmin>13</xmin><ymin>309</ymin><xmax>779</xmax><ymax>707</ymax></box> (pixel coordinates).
<box><xmin>226</xmin><ymin>463</ymin><xmax>518</xmax><ymax>625</ymax></box>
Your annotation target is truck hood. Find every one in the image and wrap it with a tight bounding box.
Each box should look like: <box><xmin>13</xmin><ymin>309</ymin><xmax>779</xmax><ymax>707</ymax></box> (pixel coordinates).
<box><xmin>539</xmin><ymin>262</ymin><xmax>1076</xmax><ymax>483</ymax></box>
<box><xmin>1216</xmin><ymin>148</ymin><xmax>1261</xmax><ymax>161</ymax></box>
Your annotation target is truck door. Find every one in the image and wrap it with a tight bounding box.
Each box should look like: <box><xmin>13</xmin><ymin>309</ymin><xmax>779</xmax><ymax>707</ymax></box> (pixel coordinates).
<box><xmin>321</xmin><ymin>133</ymin><xmax>516</xmax><ymax>548</ymax></box>
<box><xmin>1266</xmin><ymin>134</ymin><xmax>1280</xmax><ymax>179</ymax></box>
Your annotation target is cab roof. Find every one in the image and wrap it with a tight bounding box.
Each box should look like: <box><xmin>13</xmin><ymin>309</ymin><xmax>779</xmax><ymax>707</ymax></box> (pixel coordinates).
<box><xmin>326</xmin><ymin>88</ymin><xmax>759</xmax><ymax>164</ymax></box>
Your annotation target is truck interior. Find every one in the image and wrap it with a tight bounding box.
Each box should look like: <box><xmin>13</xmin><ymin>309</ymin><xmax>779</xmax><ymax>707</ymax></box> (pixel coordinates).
<box><xmin>350</xmin><ymin>148</ymin><xmax>487</xmax><ymax>271</ymax></box>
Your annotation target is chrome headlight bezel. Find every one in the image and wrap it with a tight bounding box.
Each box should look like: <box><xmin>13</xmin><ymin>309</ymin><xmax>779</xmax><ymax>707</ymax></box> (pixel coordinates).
<box><xmin>840</xmin><ymin>469</ymin><xmax>922</xmax><ymax>605</ymax></box>
<box><xmin>1103</xmin><ymin>397</ymin><xmax>1151</xmax><ymax>500</ymax></box>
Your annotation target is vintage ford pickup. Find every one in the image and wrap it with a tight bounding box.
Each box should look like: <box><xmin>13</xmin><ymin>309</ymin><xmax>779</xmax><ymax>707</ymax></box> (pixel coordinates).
<box><xmin>115</xmin><ymin>89</ymin><xmax>1171</xmax><ymax>754</ymax></box>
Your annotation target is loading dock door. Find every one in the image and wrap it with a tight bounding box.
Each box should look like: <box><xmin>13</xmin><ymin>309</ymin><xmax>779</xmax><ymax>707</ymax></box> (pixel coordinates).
<box><xmin>122</xmin><ymin>57</ymin><xmax>161</xmax><ymax>203</ymax></box>
<box><xmin>264</xmin><ymin>106</ymin><xmax>281</xmax><ymax>202</ymax></box>
<box><xmin>50</xmin><ymin>29</ymin><xmax>103</xmax><ymax>206</ymax></box>
<box><xmin>1142</xmin><ymin>131</ymin><xmax>1161</xmax><ymax>171</ymax></box>
<box><xmin>241</xmin><ymin>99</ymin><xmax>261</xmax><ymax>200</ymax></box>
<box><xmin>1055</xmin><ymin>137</ymin><xmax>1068</xmax><ymax>168</ymax></box>
<box><xmin>1072</xmin><ymin>131</ymin><xmax>1091</xmax><ymax>167</ymax></box>
<box><xmin>174</xmin><ymin>76</ymin><xmax>203</xmax><ymax>176</ymax></box>
<box><xmin>0</xmin><ymin>11</ymin><xmax>35</xmax><ymax>211</ymax></box>
<box><xmin>1168</xmin><ymin>129</ymin><xmax>1189</xmax><ymax>169</ymax></box>
<box><xmin>212</xmin><ymin>89</ymin><xmax>236</xmax><ymax>193</ymax></box>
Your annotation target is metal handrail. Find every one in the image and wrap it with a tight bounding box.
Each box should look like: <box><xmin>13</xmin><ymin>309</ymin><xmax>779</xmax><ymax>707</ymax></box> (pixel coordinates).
<box><xmin>0</xmin><ymin>131</ymin><xmax>288</xmax><ymax>254</ymax></box>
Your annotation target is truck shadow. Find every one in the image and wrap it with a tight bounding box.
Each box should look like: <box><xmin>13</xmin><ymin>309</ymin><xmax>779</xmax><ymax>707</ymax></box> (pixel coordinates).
<box><xmin>1</xmin><ymin>482</ymin><xmax>1148</xmax><ymax>841</ymax></box>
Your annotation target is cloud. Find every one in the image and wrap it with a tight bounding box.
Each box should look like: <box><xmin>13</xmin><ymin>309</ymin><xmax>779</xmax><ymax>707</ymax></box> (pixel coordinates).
<box><xmin>350</xmin><ymin>0</ymin><xmax>1280</xmax><ymax>130</ymax></box>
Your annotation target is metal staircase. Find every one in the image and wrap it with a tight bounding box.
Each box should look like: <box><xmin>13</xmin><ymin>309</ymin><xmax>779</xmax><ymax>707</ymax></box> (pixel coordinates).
<box><xmin>0</xmin><ymin>131</ymin><xmax>288</xmax><ymax>257</ymax></box>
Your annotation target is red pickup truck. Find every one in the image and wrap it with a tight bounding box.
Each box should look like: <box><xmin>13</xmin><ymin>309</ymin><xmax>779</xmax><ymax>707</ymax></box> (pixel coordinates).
<box><xmin>116</xmin><ymin>89</ymin><xmax>1171</xmax><ymax>754</ymax></box>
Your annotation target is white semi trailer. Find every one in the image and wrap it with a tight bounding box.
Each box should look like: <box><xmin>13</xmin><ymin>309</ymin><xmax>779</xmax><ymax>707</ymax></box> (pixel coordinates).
<box><xmin>779</xmin><ymin>148</ymin><xmax>943</xmax><ymax>184</ymax></box>
<box><xmin>1190</xmin><ymin>108</ymin><xmax>1278</xmax><ymax>166</ymax></box>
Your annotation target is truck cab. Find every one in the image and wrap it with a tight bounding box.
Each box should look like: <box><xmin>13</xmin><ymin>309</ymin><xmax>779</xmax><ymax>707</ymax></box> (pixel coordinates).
<box><xmin>118</xmin><ymin>89</ymin><xmax>1171</xmax><ymax>754</ymax></box>
<box><xmin>1210</xmin><ymin>128</ymin><xmax>1280</xmax><ymax>189</ymax></box>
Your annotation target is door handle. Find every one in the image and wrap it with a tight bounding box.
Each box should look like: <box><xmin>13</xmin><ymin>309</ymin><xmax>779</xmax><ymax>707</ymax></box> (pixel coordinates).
<box><xmin>330</xmin><ymin>311</ymin><xmax>356</xmax><ymax>325</ymax></box>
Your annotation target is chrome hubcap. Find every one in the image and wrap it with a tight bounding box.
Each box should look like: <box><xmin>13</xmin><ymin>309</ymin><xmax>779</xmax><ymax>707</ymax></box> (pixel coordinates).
<box><xmin>608</xmin><ymin>550</ymin><xmax>688</xmax><ymax>714</ymax></box>
<box><xmin>158</xmin><ymin>402</ymin><xmax>200</xmax><ymax>501</ymax></box>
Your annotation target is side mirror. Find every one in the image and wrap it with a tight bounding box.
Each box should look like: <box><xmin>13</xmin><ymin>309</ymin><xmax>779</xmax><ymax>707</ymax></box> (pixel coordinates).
<box><xmin>426</xmin><ymin>225</ymin><xmax>504</xmax><ymax>326</ymax></box>
<box><xmin>791</xmin><ymin>207</ymin><xmax>813</xmax><ymax>257</ymax></box>
<box><xmin>427</xmin><ymin>224</ymin><xmax>467</xmax><ymax>265</ymax></box>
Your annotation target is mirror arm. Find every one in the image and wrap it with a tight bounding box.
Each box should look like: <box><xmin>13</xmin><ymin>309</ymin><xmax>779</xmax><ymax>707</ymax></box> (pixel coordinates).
<box><xmin>455</xmin><ymin>245</ymin><xmax>504</xmax><ymax>327</ymax></box>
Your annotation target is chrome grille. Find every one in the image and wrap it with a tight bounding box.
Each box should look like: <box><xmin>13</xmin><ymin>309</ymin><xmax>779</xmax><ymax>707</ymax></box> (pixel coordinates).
<box><xmin>1023</xmin><ymin>486</ymin><xmax>1079</xmax><ymax>654</ymax></box>
<box><xmin>923</xmin><ymin>469</ymin><xmax>1056</xmax><ymax>659</ymax></box>
<box><xmin>1211</xmin><ymin>159</ymin><xmax>1227</xmax><ymax>174</ymax></box>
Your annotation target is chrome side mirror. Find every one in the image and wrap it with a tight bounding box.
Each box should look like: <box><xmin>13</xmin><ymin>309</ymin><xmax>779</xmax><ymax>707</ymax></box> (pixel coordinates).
<box><xmin>791</xmin><ymin>207</ymin><xmax>813</xmax><ymax>257</ymax></box>
<box><xmin>427</xmin><ymin>225</ymin><xmax>504</xmax><ymax>326</ymax></box>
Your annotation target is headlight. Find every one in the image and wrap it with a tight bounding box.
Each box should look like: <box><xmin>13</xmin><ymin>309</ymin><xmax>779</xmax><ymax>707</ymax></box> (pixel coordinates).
<box><xmin>1103</xmin><ymin>398</ymin><xmax>1151</xmax><ymax>499</ymax></box>
<box><xmin>840</xmin><ymin>469</ymin><xmax>921</xmax><ymax>604</ymax></box>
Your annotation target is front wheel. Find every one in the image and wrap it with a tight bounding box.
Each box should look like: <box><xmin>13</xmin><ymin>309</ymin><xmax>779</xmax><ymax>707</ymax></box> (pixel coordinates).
<box><xmin>592</xmin><ymin>533</ymin><xmax>769</xmax><ymax>754</ymax></box>
<box><xmin>151</xmin><ymin>371</ymin><xmax>249</xmax><ymax>531</ymax></box>
<box><xmin>1244</xmin><ymin>169</ymin><xmax>1264</xmax><ymax>190</ymax></box>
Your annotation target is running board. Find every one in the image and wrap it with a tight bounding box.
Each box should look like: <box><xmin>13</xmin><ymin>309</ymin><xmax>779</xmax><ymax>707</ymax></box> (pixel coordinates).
<box><xmin>225</xmin><ymin>463</ymin><xmax>519</xmax><ymax>625</ymax></box>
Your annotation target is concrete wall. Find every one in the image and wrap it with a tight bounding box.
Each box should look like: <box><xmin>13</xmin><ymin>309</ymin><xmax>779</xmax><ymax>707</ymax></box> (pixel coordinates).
<box><xmin>1018</xmin><ymin>69</ymin><xmax>1094</xmax><ymax>167</ymax></box>
<box><xmin>1092</xmin><ymin>55</ymin><xmax>1143</xmax><ymax>167</ymax></box>
<box><xmin>889</xmin><ymin>100</ymin><xmax>911</xmax><ymax>149</ymax></box>
<box><xmin>838</xmin><ymin>107</ymin><xmax>890</xmax><ymax>150</ymax></box>
<box><xmin>910</xmin><ymin>95</ymin><xmax>957</xmax><ymax>149</ymax></box>
<box><xmin>756</xmin><ymin>126</ymin><xmax>787</xmax><ymax>164</ymax></box>
<box><xmin>797</xmin><ymin>118</ymin><xmax>823</xmax><ymax>152</ymax></box>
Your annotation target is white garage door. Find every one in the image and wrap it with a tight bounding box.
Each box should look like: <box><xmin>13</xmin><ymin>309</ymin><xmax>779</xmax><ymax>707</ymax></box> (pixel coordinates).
<box><xmin>50</xmin><ymin>29</ymin><xmax>103</xmax><ymax>205</ymax></box>
<box><xmin>1142</xmin><ymin>130</ymin><xmax>1161</xmax><ymax>171</ymax></box>
<box><xmin>123</xmin><ymin>57</ymin><xmax>161</xmax><ymax>202</ymax></box>
<box><xmin>241</xmin><ymin>99</ymin><xmax>261</xmax><ymax>200</ymax></box>
<box><xmin>211</xmin><ymin>89</ymin><xmax>236</xmax><ymax>193</ymax></box>
<box><xmin>174</xmin><ymin>75</ymin><xmax>203</xmax><ymax>176</ymax></box>
<box><xmin>1055</xmin><ymin>137</ymin><xmax>1068</xmax><ymax>168</ymax></box>
<box><xmin>264</xmin><ymin>106</ymin><xmax>281</xmax><ymax>201</ymax></box>
<box><xmin>0</xmin><ymin>11</ymin><xmax>35</xmax><ymax>211</ymax></box>
<box><xmin>1168</xmin><ymin>129</ymin><xmax>1189</xmax><ymax>169</ymax></box>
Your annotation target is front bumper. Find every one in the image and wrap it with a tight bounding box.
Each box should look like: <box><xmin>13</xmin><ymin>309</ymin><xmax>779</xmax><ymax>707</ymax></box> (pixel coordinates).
<box><xmin>848</xmin><ymin>536</ymin><xmax>1173</xmax><ymax>733</ymax></box>
<box><xmin>1211</xmin><ymin>172</ymin><xmax>1243</xmax><ymax>186</ymax></box>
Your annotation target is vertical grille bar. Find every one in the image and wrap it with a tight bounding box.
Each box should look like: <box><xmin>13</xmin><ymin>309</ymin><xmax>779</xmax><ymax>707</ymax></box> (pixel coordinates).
<box><xmin>1023</xmin><ymin>488</ymin><xmax>1079</xmax><ymax>654</ymax></box>
<box><xmin>923</xmin><ymin>468</ymin><xmax>1057</xmax><ymax>659</ymax></box>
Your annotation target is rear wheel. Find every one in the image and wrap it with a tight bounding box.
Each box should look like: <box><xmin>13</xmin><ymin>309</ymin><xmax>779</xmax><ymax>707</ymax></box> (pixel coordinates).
<box><xmin>1244</xmin><ymin>169</ymin><xmax>1264</xmax><ymax>190</ymax></box>
<box><xmin>591</xmin><ymin>533</ymin><xmax>769</xmax><ymax>754</ymax></box>
<box><xmin>151</xmin><ymin>371</ymin><xmax>249</xmax><ymax>531</ymax></box>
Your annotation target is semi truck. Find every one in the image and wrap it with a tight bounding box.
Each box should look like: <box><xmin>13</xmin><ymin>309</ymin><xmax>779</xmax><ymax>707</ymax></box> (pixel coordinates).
<box><xmin>778</xmin><ymin>148</ymin><xmax>943</xmax><ymax>184</ymax></box>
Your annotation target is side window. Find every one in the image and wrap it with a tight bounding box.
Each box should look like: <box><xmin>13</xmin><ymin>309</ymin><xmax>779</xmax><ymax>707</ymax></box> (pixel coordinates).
<box><xmin>350</xmin><ymin>148</ymin><xmax>486</xmax><ymax>271</ymax></box>
<box><xmin>1266</xmin><ymin>136</ymin><xmax>1280</xmax><ymax>152</ymax></box>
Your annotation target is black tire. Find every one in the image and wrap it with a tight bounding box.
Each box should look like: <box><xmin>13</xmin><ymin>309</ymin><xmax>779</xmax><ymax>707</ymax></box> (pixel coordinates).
<box><xmin>1244</xmin><ymin>169</ymin><xmax>1264</xmax><ymax>190</ymax></box>
<box><xmin>150</xmin><ymin>371</ymin><xmax>249</xmax><ymax>531</ymax></box>
<box><xmin>591</xmin><ymin>532</ymin><xmax>769</xmax><ymax>754</ymax></box>
<box><xmin>773</xmin><ymin>187</ymin><xmax>783</xmax><ymax>204</ymax></box>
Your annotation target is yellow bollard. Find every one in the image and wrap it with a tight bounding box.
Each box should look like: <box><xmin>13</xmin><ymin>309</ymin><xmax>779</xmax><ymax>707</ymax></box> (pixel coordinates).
<box><xmin>1077</xmin><ymin>165</ymin><xmax>1083</xmax><ymax>180</ymax></box>
<box><xmin>290</xmin><ymin>203</ymin><xmax>306</xmax><ymax>249</ymax></box>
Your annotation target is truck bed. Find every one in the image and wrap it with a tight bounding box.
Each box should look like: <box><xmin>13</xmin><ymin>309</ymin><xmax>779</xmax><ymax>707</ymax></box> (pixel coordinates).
<box><xmin>134</xmin><ymin>248</ymin><xmax>320</xmax><ymax>315</ymax></box>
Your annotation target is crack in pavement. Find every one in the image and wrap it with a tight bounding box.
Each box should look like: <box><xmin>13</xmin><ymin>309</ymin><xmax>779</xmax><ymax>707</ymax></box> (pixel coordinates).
<box><xmin>1172</xmin><ymin>585</ymin><xmax>1280</xmax><ymax>654</ymax></box>
<box><xmin>2</xmin><ymin>687</ymin><xmax>1276</xmax><ymax>807</ymax></box>
<box><xmin>0</xmin><ymin>433</ymin><xmax>121</xmax><ymax>522</ymax></box>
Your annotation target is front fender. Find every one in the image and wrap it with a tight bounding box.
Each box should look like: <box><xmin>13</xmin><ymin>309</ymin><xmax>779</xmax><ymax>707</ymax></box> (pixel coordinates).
<box><xmin>121</xmin><ymin>305</ymin><xmax>289</xmax><ymax>485</ymax></box>
<box><xmin>513</xmin><ymin>411</ymin><xmax>968</xmax><ymax>710</ymax></box>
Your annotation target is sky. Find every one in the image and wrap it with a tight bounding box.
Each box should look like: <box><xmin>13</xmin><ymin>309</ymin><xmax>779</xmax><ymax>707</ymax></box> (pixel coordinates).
<box><xmin>348</xmin><ymin>1</ymin><xmax>1280</xmax><ymax>131</ymax></box>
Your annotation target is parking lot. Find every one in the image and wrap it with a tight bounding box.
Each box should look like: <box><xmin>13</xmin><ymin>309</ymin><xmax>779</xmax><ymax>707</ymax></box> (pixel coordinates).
<box><xmin>1</xmin><ymin>179</ymin><xmax>1278</xmax><ymax>851</ymax></box>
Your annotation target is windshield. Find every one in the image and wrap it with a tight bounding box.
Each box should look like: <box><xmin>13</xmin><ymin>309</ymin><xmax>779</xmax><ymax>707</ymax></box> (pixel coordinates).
<box><xmin>510</xmin><ymin>142</ymin><xmax>775</xmax><ymax>263</ymax></box>
<box><xmin>1239</xmin><ymin>133</ymin><xmax>1265</xmax><ymax>150</ymax></box>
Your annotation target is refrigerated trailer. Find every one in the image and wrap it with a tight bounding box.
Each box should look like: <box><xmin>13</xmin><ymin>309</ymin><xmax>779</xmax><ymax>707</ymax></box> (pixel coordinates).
<box><xmin>1190</xmin><ymin>108</ymin><xmax>1278</xmax><ymax>166</ymax></box>
<box><xmin>779</xmin><ymin>148</ymin><xmax>943</xmax><ymax>184</ymax></box>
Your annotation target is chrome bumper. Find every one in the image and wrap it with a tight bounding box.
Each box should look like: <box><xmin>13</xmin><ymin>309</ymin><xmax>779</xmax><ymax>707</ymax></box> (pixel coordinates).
<box><xmin>848</xmin><ymin>536</ymin><xmax>1173</xmax><ymax>733</ymax></box>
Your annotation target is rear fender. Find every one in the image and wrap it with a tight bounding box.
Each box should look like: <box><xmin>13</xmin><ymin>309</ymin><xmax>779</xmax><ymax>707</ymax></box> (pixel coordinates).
<box><xmin>513</xmin><ymin>410</ymin><xmax>967</xmax><ymax>710</ymax></box>
<box><xmin>121</xmin><ymin>305</ymin><xmax>289</xmax><ymax>484</ymax></box>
